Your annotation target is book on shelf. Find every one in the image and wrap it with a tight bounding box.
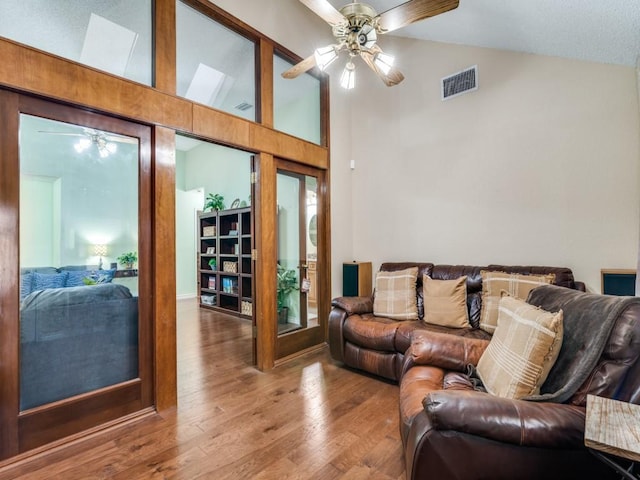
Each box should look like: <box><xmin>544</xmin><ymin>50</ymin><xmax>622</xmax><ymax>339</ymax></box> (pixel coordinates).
<box><xmin>208</xmin><ymin>277</ymin><xmax>216</xmax><ymax>289</ymax></box>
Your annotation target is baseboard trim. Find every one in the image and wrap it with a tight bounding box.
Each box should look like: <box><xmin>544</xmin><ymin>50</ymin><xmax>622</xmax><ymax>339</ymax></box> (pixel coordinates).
<box><xmin>177</xmin><ymin>293</ymin><xmax>196</xmax><ymax>300</ymax></box>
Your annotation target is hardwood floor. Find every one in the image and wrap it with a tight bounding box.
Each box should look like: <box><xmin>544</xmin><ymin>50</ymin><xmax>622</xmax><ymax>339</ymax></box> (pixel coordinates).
<box><xmin>0</xmin><ymin>299</ymin><xmax>406</xmax><ymax>479</ymax></box>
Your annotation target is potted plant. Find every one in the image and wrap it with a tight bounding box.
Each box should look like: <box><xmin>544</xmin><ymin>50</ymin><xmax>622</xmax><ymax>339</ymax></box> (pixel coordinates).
<box><xmin>117</xmin><ymin>251</ymin><xmax>138</xmax><ymax>270</ymax></box>
<box><xmin>203</xmin><ymin>193</ymin><xmax>225</xmax><ymax>212</ymax></box>
<box><xmin>208</xmin><ymin>258</ymin><xmax>217</xmax><ymax>271</ymax></box>
<box><xmin>277</xmin><ymin>263</ymin><xmax>299</xmax><ymax>324</ymax></box>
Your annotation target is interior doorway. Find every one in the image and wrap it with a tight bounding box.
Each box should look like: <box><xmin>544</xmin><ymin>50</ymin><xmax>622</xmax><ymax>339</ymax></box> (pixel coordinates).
<box><xmin>174</xmin><ymin>134</ymin><xmax>255</xmax><ymax>365</ymax></box>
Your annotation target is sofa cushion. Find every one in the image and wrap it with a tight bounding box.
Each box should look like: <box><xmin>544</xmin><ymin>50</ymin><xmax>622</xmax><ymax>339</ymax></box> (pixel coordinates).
<box><xmin>477</xmin><ymin>294</ymin><xmax>563</xmax><ymax>399</ymax></box>
<box><xmin>32</xmin><ymin>271</ymin><xmax>68</xmax><ymax>291</ymax></box>
<box><xmin>423</xmin><ymin>275</ymin><xmax>470</xmax><ymax>328</ymax></box>
<box><xmin>395</xmin><ymin>321</ymin><xmax>491</xmax><ymax>354</ymax></box>
<box><xmin>344</xmin><ymin>313</ymin><xmax>400</xmax><ymax>352</ymax></box>
<box><xmin>373</xmin><ymin>267</ymin><xmax>419</xmax><ymax>320</ymax></box>
<box><xmin>479</xmin><ymin>271</ymin><xmax>555</xmax><ymax>334</ymax></box>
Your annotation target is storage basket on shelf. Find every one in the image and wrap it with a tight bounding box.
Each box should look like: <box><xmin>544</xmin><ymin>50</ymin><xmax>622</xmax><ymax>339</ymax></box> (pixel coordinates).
<box><xmin>242</xmin><ymin>301</ymin><xmax>253</xmax><ymax>316</ymax></box>
<box><xmin>223</xmin><ymin>261</ymin><xmax>238</xmax><ymax>273</ymax></box>
<box><xmin>203</xmin><ymin>226</ymin><xmax>216</xmax><ymax>237</ymax></box>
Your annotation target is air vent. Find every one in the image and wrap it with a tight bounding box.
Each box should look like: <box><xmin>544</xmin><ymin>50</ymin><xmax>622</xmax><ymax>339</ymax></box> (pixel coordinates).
<box><xmin>234</xmin><ymin>101</ymin><xmax>253</xmax><ymax>111</ymax></box>
<box><xmin>441</xmin><ymin>65</ymin><xmax>478</xmax><ymax>100</ymax></box>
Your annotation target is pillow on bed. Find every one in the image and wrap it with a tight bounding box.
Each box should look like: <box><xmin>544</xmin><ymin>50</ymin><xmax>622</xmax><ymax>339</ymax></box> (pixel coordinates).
<box><xmin>20</xmin><ymin>273</ymin><xmax>34</xmax><ymax>300</ymax></box>
<box><xmin>65</xmin><ymin>269</ymin><xmax>116</xmax><ymax>287</ymax></box>
<box><xmin>32</xmin><ymin>271</ymin><xmax>68</xmax><ymax>291</ymax></box>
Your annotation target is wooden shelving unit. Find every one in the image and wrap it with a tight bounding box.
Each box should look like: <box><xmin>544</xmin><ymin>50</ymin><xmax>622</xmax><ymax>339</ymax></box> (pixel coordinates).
<box><xmin>198</xmin><ymin>207</ymin><xmax>252</xmax><ymax>318</ymax></box>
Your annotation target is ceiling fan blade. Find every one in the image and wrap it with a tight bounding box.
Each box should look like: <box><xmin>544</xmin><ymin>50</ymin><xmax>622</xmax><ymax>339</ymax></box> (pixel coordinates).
<box><xmin>376</xmin><ymin>0</ymin><xmax>459</xmax><ymax>33</ymax></box>
<box><xmin>282</xmin><ymin>54</ymin><xmax>318</xmax><ymax>79</ymax></box>
<box><xmin>104</xmin><ymin>134</ymin><xmax>138</xmax><ymax>145</ymax></box>
<box><xmin>361</xmin><ymin>48</ymin><xmax>405</xmax><ymax>87</ymax></box>
<box><xmin>299</xmin><ymin>0</ymin><xmax>347</xmax><ymax>26</ymax></box>
<box><xmin>38</xmin><ymin>131</ymin><xmax>84</xmax><ymax>137</ymax></box>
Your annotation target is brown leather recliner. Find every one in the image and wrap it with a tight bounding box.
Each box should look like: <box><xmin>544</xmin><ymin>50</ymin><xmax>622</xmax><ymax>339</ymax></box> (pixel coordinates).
<box><xmin>400</xmin><ymin>286</ymin><xmax>640</xmax><ymax>480</ymax></box>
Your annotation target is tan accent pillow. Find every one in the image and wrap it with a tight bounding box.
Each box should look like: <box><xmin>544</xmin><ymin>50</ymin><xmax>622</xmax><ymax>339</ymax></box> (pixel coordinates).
<box><xmin>476</xmin><ymin>293</ymin><xmax>563</xmax><ymax>399</ymax></box>
<box><xmin>479</xmin><ymin>271</ymin><xmax>555</xmax><ymax>334</ymax></box>
<box><xmin>373</xmin><ymin>267</ymin><xmax>419</xmax><ymax>320</ymax></box>
<box><xmin>423</xmin><ymin>275</ymin><xmax>470</xmax><ymax>328</ymax></box>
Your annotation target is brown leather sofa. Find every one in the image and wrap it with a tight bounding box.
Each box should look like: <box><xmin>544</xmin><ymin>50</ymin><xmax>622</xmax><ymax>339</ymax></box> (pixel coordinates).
<box><xmin>328</xmin><ymin>263</ymin><xmax>585</xmax><ymax>382</ymax></box>
<box><xmin>328</xmin><ymin>263</ymin><xmax>640</xmax><ymax>479</ymax></box>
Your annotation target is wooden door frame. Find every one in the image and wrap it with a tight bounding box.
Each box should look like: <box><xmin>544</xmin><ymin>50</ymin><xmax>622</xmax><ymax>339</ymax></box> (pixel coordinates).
<box><xmin>0</xmin><ymin>92</ymin><xmax>155</xmax><ymax>458</ymax></box>
<box><xmin>273</xmin><ymin>159</ymin><xmax>328</xmax><ymax>361</ymax></box>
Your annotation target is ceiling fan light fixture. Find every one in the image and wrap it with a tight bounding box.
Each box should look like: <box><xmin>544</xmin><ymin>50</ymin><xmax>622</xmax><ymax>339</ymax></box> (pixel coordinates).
<box><xmin>373</xmin><ymin>52</ymin><xmax>395</xmax><ymax>75</ymax></box>
<box><xmin>74</xmin><ymin>137</ymin><xmax>92</xmax><ymax>153</ymax></box>
<box><xmin>340</xmin><ymin>61</ymin><xmax>356</xmax><ymax>90</ymax></box>
<box><xmin>314</xmin><ymin>45</ymin><xmax>339</xmax><ymax>70</ymax></box>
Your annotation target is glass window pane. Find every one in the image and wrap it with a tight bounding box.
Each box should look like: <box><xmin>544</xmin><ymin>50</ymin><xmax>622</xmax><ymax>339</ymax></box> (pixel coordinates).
<box><xmin>0</xmin><ymin>1</ymin><xmax>152</xmax><ymax>85</ymax></box>
<box><xmin>276</xmin><ymin>171</ymin><xmax>320</xmax><ymax>335</ymax></box>
<box><xmin>19</xmin><ymin>114</ymin><xmax>139</xmax><ymax>410</ymax></box>
<box><xmin>273</xmin><ymin>55</ymin><xmax>321</xmax><ymax>145</ymax></box>
<box><xmin>176</xmin><ymin>1</ymin><xmax>256</xmax><ymax>121</ymax></box>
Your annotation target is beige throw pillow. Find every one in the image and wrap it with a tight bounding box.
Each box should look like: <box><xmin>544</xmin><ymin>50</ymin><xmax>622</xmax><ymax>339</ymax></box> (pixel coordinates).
<box><xmin>479</xmin><ymin>271</ymin><xmax>555</xmax><ymax>334</ymax></box>
<box><xmin>476</xmin><ymin>293</ymin><xmax>563</xmax><ymax>399</ymax></box>
<box><xmin>423</xmin><ymin>275</ymin><xmax>470</xmax><ymax>328</ymax></box>
<box><xmin>373</xmin><ymin>267</ymin><xmax>419</xmax><ymax>320</ymax></box>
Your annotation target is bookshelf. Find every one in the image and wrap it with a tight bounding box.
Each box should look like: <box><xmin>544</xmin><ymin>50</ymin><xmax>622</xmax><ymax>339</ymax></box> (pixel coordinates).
<box><xmin>197</xmin><ymin>207</ymin><xmax>252</xmax><ymax>318</ymax></box>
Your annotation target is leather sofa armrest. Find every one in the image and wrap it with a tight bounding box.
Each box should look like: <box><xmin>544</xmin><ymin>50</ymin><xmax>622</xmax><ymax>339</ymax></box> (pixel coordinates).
<box><xmin>331</xmin><ymin>295</ymin><xmax>374</xmax><ymax>315</ymax></box>
<box><xmin>328</xmin><ymin>296</ymin><xmax>372</xmax><ymax>363</ymax></box>
<box><xmin>574</xmin><ymin>281</ymin><xmax>586</xmax><ymax>292</ymax></box>
<box><xmin>423</xmin><ymin>390</ymin><xmax>586</xmax><ymax>448</ymax></box>
<box><xmin>401</xmin><ymin>331</ymin><xmax>489</xmax><ymax>377</ymax></box>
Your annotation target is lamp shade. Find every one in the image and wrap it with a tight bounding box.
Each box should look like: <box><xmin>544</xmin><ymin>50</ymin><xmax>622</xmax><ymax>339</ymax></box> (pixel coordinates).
<box><xmin>314</xmin><ymin>45</ymin><xmax>338</xmax><ymax>70</ymax></box>
<box><xmin>373</xmin><ymin>52</ymin><xmax>395</xmax><ymax>75</ymax></box>
<box><xmin>93</xmin><ymin>244</ymin><xmax>107</xmax><ymax>257</ymax></box>
<box><xmin>340</xmin><ymin>62</ymin><xmax>356</xmax><ymax>90</ymax></box>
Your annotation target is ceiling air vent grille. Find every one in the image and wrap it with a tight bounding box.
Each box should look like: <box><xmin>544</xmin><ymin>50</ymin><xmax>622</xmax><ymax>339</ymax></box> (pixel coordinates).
<box><xmin>441</xmin><ymin>65</ymin><xmax>478</xmax><ymax>101</ymax></box>
<box><xmin>234</xmin><ymin>101</ymin><xmax>253</xmax><ymax>111</ymax></box>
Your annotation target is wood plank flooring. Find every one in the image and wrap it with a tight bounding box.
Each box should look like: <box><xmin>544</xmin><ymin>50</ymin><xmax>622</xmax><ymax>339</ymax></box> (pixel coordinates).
<box><xmin>0</xmin><ymin>299</ymin><xmax>406</xmax><ymax>479</ymax></box>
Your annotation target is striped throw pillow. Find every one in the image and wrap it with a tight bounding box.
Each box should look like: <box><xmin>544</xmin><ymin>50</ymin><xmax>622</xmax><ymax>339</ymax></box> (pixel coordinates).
<box><xmin>479</xmin><ymin>271</ymin><xmax>555</xmax><ymax>334</ymax></box>
<box><xmin>373</xmin><ymin>267</ymin><xmax>419</xmax><ymax>321</ymax></box>
<box><xmin>476</xmin><ymin>294</ymin><xmax>563</xmax><ymax>399</ymax></box>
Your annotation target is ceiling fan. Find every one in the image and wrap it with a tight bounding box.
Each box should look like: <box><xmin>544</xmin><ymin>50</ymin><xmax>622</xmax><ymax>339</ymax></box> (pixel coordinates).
<box><xmin>39</xmin><ymin>128</ymin><xmax>137</xmax><ymax>158</ymax></box>
<box><xmin>283</xmin><ymin>0</ymin><xmax>460</xmax><ymax>88</ymax></box>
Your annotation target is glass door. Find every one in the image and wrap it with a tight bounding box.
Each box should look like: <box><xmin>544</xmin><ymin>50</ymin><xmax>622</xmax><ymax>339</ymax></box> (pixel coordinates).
<box><xmin>1</xmin><ymin>95</ymin><xmax>154</xmax><ymax>457</ymax></box>
<box><xmin>275</xmin><ymin>160</ymin><xmax>325</xmax><ymax>359</ymax></box>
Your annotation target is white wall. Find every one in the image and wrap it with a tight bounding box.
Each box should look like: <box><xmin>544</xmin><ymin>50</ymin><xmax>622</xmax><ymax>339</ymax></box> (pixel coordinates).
<box><xmin>182</xmin><ymin>143</ymin><xmax>251</xmax><ymax>206</ymax></box>
<box><xmin>348</xmin><ymin>37</ymin><xmax>640</xmax><ymax>292</ymax></box>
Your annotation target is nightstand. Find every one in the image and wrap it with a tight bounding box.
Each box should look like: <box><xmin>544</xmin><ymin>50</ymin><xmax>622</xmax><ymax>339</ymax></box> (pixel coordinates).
<box><xmin>585</xmin><ymin>394</ymin><xmax>640</xmax><ymax>479</ymax></box>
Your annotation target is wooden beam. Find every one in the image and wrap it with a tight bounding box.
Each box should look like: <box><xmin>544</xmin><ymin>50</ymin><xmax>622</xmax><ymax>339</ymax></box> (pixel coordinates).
<box><xmin>259</xmin><ymin>39</ymin><xmax>274</xmax><ymax>128</ymax></box>
<box><xmin>0</xmin><ymin>90</ymin><xmax>20</xmax><ymax>460</ymax></box>
<box><xmin>254</xmin><ymin>153</ymin><xmax>277</xmax><ymax>370</ymax></box>
<box><xmin>154</xmin><ymin>0</ymin><xmax>177</xmax><ymax>94</ymax></box>
<box><xmin>153</xmin><ymin>126</ymin><xmax>178</xmax><ymax>411</ymax></box>
<box><xmin>0</xmin><ymin>38</ymin><xmax>191</xmax><ymax>132</ymax></box>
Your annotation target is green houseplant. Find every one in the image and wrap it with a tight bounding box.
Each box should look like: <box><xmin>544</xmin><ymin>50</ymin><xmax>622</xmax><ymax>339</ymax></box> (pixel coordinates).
<box><xmin>203</xmin><ymin>193</ymin><xmax>225</xmax><ymax>212</ymax></box>
<box><xmin>208</xmin><ymin>258</ymin><xmax>217</xmax><ymax>271</ymax></box>
<box><xmin>117</xmin><ymin>251</ymin><xmax>138</xmax><ymax>269</ymax></box>
<box><xmin>277</xmin><ymin>263</ymin><xmax>299</xmax><ymax>323</ymax></box>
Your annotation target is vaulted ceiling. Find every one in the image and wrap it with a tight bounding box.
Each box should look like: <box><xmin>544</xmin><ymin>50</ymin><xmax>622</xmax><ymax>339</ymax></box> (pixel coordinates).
<box><xmin>325</xmin><ymin>0</ymin><xmax>640</xmax><ymax>66</ymax></box>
